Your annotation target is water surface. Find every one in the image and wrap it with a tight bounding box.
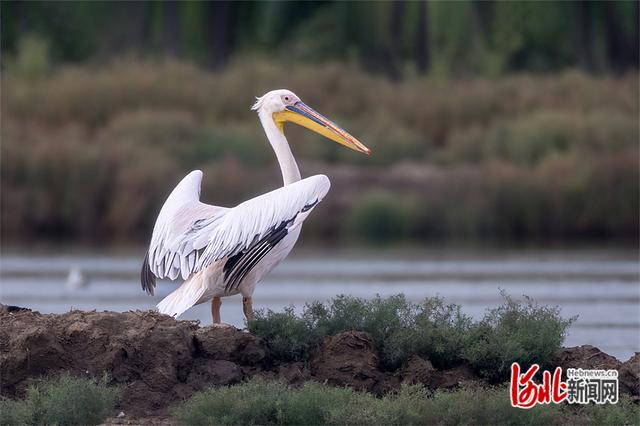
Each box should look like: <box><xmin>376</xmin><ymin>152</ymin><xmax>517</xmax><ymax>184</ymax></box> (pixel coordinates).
<box><xmin>1</xmin><ymin>247</ymin><xmax>638</xmax><ymax>361</ymax></box>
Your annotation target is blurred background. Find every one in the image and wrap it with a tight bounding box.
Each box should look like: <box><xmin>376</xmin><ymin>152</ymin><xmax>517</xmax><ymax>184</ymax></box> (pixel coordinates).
<box><xmin>1</xmin><ymin>1</ymin><xmax>639</xmax><ymax>359</ymax></box>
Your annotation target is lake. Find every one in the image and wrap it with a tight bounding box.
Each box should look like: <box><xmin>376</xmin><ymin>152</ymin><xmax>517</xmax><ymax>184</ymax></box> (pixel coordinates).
<box><xmin>1</xmin><ymin>247</ymin><xmax>638</xmax><ymax>362</ymax></box>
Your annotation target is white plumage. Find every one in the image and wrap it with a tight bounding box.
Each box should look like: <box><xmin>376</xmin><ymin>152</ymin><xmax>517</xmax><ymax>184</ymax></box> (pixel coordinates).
<box><xmin>147</xmin><ymin>170</ymin><xmax>329</xmax><ymax>283</ymax></box>
<box><xmin>141</xmin><ymin>89</ymin><xmax>369</xmax><ymax>323</ymax></box>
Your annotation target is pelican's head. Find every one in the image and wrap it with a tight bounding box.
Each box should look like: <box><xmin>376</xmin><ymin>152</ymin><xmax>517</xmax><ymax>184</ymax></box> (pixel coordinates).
<box><xmin>252</xmin><ymin>89</ymin><xmax>371</xmax><ymax>155</ymax></box>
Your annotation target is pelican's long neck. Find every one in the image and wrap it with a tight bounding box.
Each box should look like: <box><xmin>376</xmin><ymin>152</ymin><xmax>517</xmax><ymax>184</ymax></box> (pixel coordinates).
<box><xmin>258</xmin><ymin>111</ymin><xmax>301</xmax><ymax>186</ymax></box>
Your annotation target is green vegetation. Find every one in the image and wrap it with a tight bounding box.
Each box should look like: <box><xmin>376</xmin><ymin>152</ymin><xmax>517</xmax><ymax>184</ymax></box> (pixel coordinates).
<box><xmin>1</xmin><ymin>2</ymin><xmax>638</xmax><ymax>246</ymax></box>
<box><xmin>2</xmin><ymin>58</ymin><xmax>637</xmax><ymax>245</ymax></box>
<box><xmin>575</xmin><ymin>395</ymin><xmax>640</xmax><ymax>426</ymax></box>
<box><xmin>174</xmin><ymin>378</ymin><xmax>639</xmax><ymax>426</ymax></box>
<box><xmin>2</xmin><ymin>2</ymin><xmax>638</xmax><ymax>77</ymax></box>
<box><xmin>248</xmin><ymin>294</ymin><xmax>573</xmax><ymax>380</ymax></box>
<box><xmin>347</xmin><ymin>191</ymin><xmax>421</xmax><ymax>244</ymax></box>
<box><xmin>465</xmin><ymin>293</ymin><xmax>574</xmax><ymax>382</ymax></box>
<box><xmin>0</xmin><ymin>374</ymin><xmax>120</xmax><ymax>426</ymax></box>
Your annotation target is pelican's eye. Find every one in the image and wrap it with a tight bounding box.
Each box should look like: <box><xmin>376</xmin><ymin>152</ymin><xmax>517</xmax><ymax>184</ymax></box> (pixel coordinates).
<box><xmin>282</xmin><ymin>95</ymin><xmax>291</xmax><ymax>104</ymax></box>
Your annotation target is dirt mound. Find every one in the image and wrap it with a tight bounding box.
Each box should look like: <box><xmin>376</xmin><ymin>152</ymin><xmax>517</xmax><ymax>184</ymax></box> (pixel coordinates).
<box><xmin>554</xmin><ymin>345</ymin><xmax>640</xmax><ymax>400</ymax></box>
<box><xmin>398</xmin><ymin>355</ymin><xmax>437</xmax><ymax>386</ymax></box>
<box><xmin>619</xmin><ymin>353</ymin><xmax>640</xmax><ymax>397</ymax></box>
<box><xmin>397</xmin><ymin>356</ymin><xmax>482</xmax><ymax>390</ymax></box>
<box><xmin>0</xmin><ymin>309</ymin><xmax>268</xmax><ymax>416</ymax></box>
<box><xmin>194</xmin><ymin>326</ymin><xmax>267</xmax><ymax>366</ymax></box>
<box><xmin>554</xmin><ymin>345</ymin><xmax>622</xmax><ymax>372</ymax></box>
<box><xmin>310</xmin><ymin>331</ymin><xmax>387</xmax><ymax>393</ymax></box>
<box><xmin>1</xmin><ymin>308</ymin><xmax>637</xmax><ymax>418</ymax></box>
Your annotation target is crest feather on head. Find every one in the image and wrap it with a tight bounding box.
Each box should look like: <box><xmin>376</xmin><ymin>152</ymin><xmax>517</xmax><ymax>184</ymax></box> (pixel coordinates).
<box><xmin>251</xmin><ymin>95</ymin><xmax>265</xmax><ymax>111</ymax></box>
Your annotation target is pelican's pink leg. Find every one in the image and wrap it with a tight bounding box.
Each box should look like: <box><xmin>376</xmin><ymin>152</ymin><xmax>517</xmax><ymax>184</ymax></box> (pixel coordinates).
<box><xmin>242</xmin><ymin>297</ymin><xmax>254</xmax><ymax>322</ymax></box>
<box><xmin>211</xmin><ymin>297</ymin><xmax>222</xmax><ymax>324</ymax></box>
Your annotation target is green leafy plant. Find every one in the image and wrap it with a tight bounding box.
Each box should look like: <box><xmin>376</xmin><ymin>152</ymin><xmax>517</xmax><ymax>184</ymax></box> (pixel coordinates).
<box><xmin>173</xmin><ymin>379</ymin><xmax>371</xmax><ymax>426</ymax></box>
<box><xmin>0</xmin><ymin>374</ymin><xmax>120</xmax><ymax>426</ymax></box>
<box><xmin>249</xmin><ymin>293</ymin><xmax>572</xmax><ymax>377</ymax></box>
<box><xmin>572</xmin><ymin>394</ymin><xmax>640</xmax><ymax>426</ymax></box>
<box><xmin>248</xmin><ymin>306</ymin><xmax>316</xmax><ymax>361</ymax></box>
<box><xmin>464</xmin><ymin>291</ymin><xmax>575</xmax><ymax>382</ymax></box>
<box><xmin>175</xmin><ymin>378</ymin><xmax>638</xmax><ymax>426</ymax></box>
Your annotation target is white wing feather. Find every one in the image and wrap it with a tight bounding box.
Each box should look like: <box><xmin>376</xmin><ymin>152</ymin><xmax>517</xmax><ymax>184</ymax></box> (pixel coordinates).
<box><xmin>146</xmin><ymin>170</ymin><xmax>330</xmax><ymax>283</ymax></box>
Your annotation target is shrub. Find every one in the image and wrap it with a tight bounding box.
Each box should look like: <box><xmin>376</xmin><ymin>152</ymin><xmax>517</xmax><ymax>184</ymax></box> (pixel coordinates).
<box><xmin>571</xmin><ymin>394</ymin><xmax>640</xmax><ymax>426</ymax></box>
<box><xmin>176</xmin><ymin>379</ymin><xmax>639</xmax><ymax>425</ymax></box>
<box><xmin>0</xmin><ymin>399</ymin><xmax>32</xmax><ymax>426</ymax></box>
<box><xmin>250</xmin><ymin>295</ymin><xmax>473</xmax><ymax>369</ymax></box>
<box><xmin>464</xmin><ymin>292</ymin><xmax>575</xmax><ymax>382</ymax></box>
<box><xmin>305</xmin><ymin>295</ymin><xmax>424</xmax><ymax>368</ymax></box>
<box><xmin>3</xmin><ymin>59</ymin><xmax>638</xmax><ymax>244</ymax></box>
<box><xmin>397</xmin><ymin>298</ymin><xmax>474</xmax><ymax>368</ymax></box>
<box><xmin>389</xmin><ymin>386</ymin><xmax>563</xmax><ymax>426</ymax></box>
<box><xmin>0</xmin><ymin>373</ymin><xmax>121</xmax><ymax>426</ymax></box>
<box><xmin>250</xmin><ymin>293</ymin><xmax>570</xmax><ymax>376</ymax></box>
<box><xmin>173</xmin><ymin>378</ymin><xmax>371</xmax><ymax>426</ymax></box>
<box><xmin>303</xmin><ymin>294</ymin><xmax>417</xmax><ymax>344</ymax></box>
<box><xmin>309</xmin><ymin>295</ymin><xmax>474</xmax><ymax>369</ymax></box>
<box><xmin>249</xmin><ymin>306</ymin><xmax>316</xmax><ymax>361</ymax></box>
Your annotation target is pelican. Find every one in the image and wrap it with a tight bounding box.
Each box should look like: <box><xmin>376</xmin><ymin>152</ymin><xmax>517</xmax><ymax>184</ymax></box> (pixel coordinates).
<box><xmin>141</xmin><ymin>89</ymin><xmax>370</xmax><ymax>323</ymax></box>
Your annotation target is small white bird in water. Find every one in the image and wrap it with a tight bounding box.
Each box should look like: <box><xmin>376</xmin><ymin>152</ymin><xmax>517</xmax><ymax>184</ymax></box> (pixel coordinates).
<box><xmin>141</xmin><ymin>90</ymin><xmax>370</xmax><ymax>324</ymax></box>
<box><xmin>66</xmin><ymin>265</ymin><xmax>88</xmax><ymax>289</ymax></box>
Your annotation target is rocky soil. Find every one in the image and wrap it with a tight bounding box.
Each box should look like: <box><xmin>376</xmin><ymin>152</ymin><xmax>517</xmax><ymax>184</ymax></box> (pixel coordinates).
<box><xmin>1</xmin><ymin>306</ymin><xmax>638</xmax><ymax>422</ymax></box>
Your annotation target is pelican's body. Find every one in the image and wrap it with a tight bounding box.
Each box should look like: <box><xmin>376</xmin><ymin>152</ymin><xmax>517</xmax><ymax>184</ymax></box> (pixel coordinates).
<box><xmin>141</xmin><ymin>89</ymin><xmax>370</xmax><ymax>323</ymax></box>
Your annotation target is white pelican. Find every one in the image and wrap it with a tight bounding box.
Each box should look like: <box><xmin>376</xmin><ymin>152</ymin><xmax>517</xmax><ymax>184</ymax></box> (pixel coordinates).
<box><xmin>141</xmin><ymin>89</ymin><xmax>370</xmax><ymax>323</ymax></box>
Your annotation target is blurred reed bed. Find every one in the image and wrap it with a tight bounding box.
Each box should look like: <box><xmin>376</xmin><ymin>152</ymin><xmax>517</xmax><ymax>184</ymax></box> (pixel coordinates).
<box><xmin>2</xmin><ymin>58</ymin><xmax>638</xmax><ymax>245</ymax></box>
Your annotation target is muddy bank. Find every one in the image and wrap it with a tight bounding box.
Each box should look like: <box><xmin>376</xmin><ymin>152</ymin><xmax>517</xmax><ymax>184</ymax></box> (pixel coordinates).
<box><xmin>1</xmin><ymin>308</ymin><xmax>638</xmax><ymax>418</ymax></box>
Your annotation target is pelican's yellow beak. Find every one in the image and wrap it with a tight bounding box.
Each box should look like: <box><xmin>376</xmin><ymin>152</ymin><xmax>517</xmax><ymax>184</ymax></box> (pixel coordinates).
<box><xmin>273</xmin><ymin>102</ymin><xmax>371</xmax><ymax>155</ymax></box>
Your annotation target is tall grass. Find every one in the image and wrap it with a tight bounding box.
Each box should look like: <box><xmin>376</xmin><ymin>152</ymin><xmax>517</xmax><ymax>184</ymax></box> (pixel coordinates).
<box><xmin>2</xmin><ymin>59</ymin><xmax>638</xmax><ymax>244</ymax></box>
<box><xmin>174</xmin><ymin>378</ymin><xmax>639</xmax><ymax>426</ymax></box>
<box><xmin>0</xmin><ymin>374</ymin><xmax>120</xmax><ymax>426</ymax></box>
<box><xmin>248</xmin><ymin>294</ymin><xmax>573</xmax><ymax>380</ymax></box>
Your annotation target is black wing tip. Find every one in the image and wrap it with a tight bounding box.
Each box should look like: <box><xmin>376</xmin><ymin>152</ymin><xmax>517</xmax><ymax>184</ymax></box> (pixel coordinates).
<box><xmin>223</xmin><ymin>222</ymin><xmax>290</xmax><ymax>294</ymax></box>
<box><xmin>141</xmin><ymin>251</ymin><xmax>156</xmax><ymax>296</ymax></box>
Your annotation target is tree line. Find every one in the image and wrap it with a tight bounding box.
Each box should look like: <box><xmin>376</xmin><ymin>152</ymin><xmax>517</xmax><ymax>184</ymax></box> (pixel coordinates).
<box><xmin>2</xmin><ymin>1</ymin><xmax>638</xmax><ymax>78</ymax></box>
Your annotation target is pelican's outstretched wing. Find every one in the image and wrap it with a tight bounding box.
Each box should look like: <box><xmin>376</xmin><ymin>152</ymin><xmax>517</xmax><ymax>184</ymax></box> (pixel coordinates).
<box><xmin>141</xmin><ymin>170</ymin><xmax>330</xmax><ymax>295</ymax></box>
